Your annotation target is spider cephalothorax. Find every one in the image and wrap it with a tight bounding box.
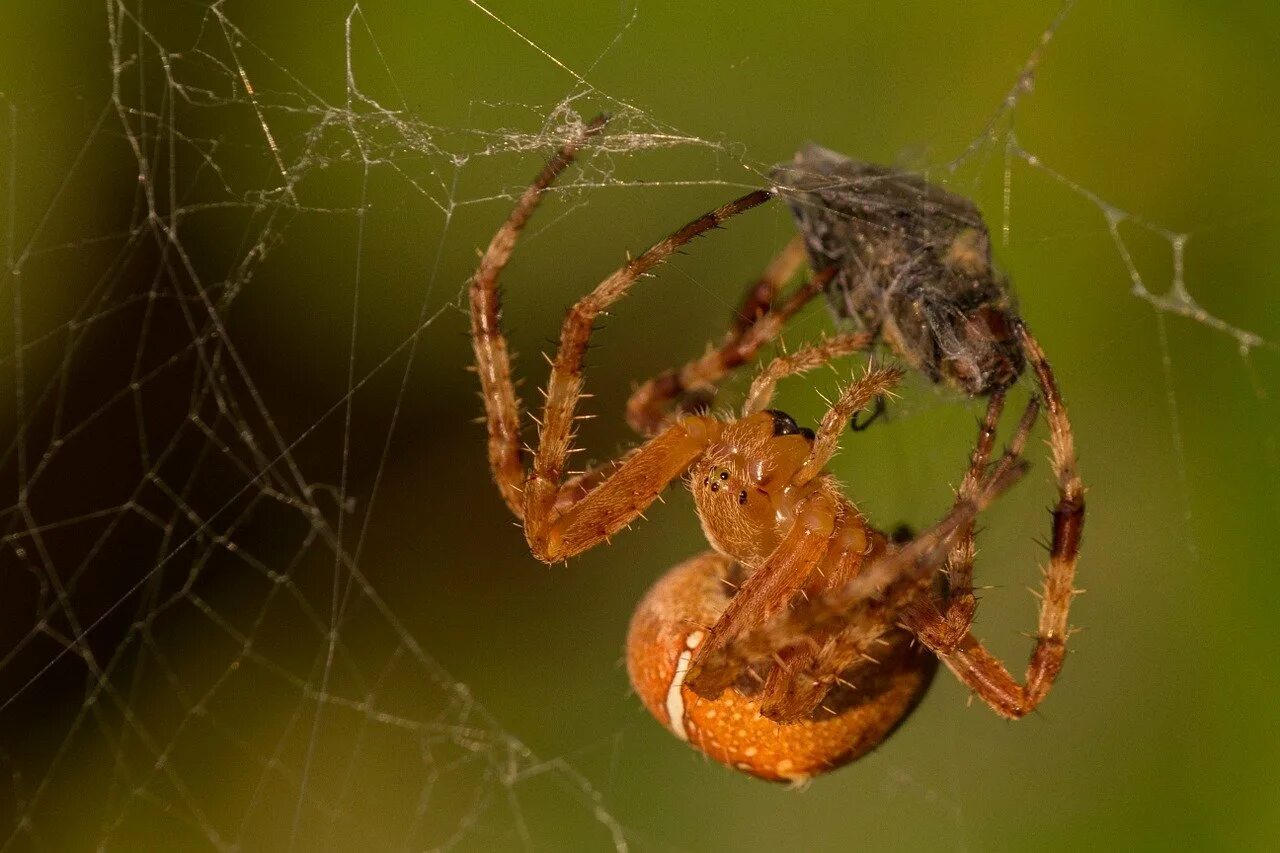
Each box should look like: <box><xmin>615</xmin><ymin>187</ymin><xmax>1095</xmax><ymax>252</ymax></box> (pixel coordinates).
<box><xmin>687</xmin><ymin>410</ymin><xmax>815</xmax><ymax>563</ymax></box>
<box><xmin>468</xmin><ymin>117</ymin><xmax>1084</xmax><ymax>781</ymax></box>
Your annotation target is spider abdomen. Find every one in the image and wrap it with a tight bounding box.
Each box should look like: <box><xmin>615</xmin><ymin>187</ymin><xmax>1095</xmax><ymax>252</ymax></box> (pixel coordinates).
<box><xmin>626</xmin><ymin>550</ymin><xmax>936</xmax><ymax>783</ymax></box>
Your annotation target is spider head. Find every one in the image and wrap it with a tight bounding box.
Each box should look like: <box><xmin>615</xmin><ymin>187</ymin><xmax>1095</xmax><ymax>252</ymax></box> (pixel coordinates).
<box><xmin>690</xmin><ymin>409</ymin><xmax>814</xmax><ymax>563</ymax></box>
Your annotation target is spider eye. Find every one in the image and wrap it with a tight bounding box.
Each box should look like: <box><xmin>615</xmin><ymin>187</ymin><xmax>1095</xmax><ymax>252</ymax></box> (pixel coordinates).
<box><xmin>738</xmin><ymin>491</ymin><xmax>748</xmax><ymax>505</ymax></box>
<box><xmin>719</xmin><ymin>471</ymin><xmax>730</xmax><ymax>480</ymax></box>
<box><xmin>765</xmin><ymin>409</ymin><xmax>801</xmax><ymax>437</ymax></box>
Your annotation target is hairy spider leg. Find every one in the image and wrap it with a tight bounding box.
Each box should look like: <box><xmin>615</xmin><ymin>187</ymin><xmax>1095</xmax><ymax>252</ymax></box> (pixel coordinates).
<box><xmin>567</xmin><ymin>240</ymin><xmax>836</xmax><ymax>505</ymax></box>
<box><xmin>469</xmin><ymin>114</ymin><xmax>610</xmax><ymax>518</ymax></box>
<box><xmin>625</xmin><ymin>236</ymin><xmax>840</xmax><ymax>435</ymax></box>
<box><xmin>740</xmin><ymin>331</ymin><xmax>875</xmax><ymax>415</ymax></box>
<box><xmin>904</xmin><ymin>322</ymin><xmax>1084</xmax><ymax>718</ymax></box>
<box><xmin>520</xmin><ymin>188</ymin><xmax>774</xmax><ymax>561</ymax></box>
<box><xmin>935</xmin><ymin>390</ymin><xmax>1007</xmax><ymax>645</ymax></box>
<box><xmin>467</xmin><ymin>114</ymin><xmax>775</xmax><ymax>561</ymax></box>
<box><xmin>793</xmin><ymin>365</ymin><xmax>905</xmax><ymax>486</ymax></box>
<box><xmin>755</xmin><ymin>494</ymin><xmax>896</xmax><ymax>722</ymax></box>
<box><xmin>730</xmin><ymin>235</ymin><xmax>809</xmax><ymax>335</ymax></box>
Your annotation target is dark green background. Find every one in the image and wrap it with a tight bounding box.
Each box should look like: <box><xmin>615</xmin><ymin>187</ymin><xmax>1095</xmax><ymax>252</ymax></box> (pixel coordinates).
<box><xmin>1</xmin><ymin>1</ymin><xmax>1277</xmax><ymax>850</ymax></box>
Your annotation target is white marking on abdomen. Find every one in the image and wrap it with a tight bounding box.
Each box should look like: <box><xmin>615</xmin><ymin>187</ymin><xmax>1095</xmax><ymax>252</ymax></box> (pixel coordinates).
<box><xmin>664</xmin><ymin>630</ymin><xmax>705</xmax><ymax>741</ymax></box>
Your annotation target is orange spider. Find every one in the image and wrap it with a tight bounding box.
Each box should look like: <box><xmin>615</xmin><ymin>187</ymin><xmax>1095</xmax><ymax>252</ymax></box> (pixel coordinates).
<box><xmin>468</xmin><ymin>117</ymin><xmax>1084</xmax><ymax>782</ymax></box>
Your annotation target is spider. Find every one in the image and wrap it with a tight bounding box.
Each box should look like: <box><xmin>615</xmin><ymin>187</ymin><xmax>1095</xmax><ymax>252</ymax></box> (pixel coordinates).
<box><xmin>468</xmin><ymin>117</ymin><xmax>1084</xmax><ymax>782</ymax></box>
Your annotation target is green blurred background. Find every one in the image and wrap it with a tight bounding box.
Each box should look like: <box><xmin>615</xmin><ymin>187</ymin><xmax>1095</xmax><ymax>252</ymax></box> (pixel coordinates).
<box><xmin>2</xmin><ymin>1</ymin><xmax>1278</xmax><ymax>850</ymax></box>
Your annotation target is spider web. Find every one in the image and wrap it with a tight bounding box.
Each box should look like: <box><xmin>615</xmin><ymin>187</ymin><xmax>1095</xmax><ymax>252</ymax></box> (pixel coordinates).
<box><xmin>2</xmin><ymin>0</ymin><xmax>1276</xmax><ymax>850</ymax></box>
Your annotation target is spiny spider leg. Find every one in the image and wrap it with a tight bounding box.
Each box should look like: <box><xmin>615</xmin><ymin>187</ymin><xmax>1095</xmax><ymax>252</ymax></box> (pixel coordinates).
<box><xmin>557</xmin><ymin>310</ymin><xmax>873</xmax><ymax>540</ymax></box>
<box><xmin>519</xmin><ymin>189</ymin><xmax>773</xmax><ymax>561</ymax></box>
<box><xmin>755</xmin><ymin>503</ymin><xmax>888</xmax><ymax>722</ymax></box>
<box><xmin>469</xmin><ymin>114</ymin><xmax>610</xmax><ymax>519</ymax></box>
<box><xmin>625</xmin><ymin>236</ymin><xmax>836</xmax><ymax>436</ymax></box>
<box><xmin>741</xmin><ymin>331</ymin><xmax>875</xmax><ymax>415</ymax></box>
<box><xmin>730</xmin><ymin>235</ymin><xmax>808</xmax><ymax>335</ymax></box>
<box><xmin>904</xmin><ymin>323</ymin><xmax>1084</xmax><ymax>719</ymax></box>
<box><xmin>794</xmin><ymin>364</ymin><xmax>906</xmax><ymax>486</ymax></box>
<box><xmin>683</xmin><ymin>490</ymin><xmax>840</xmax><ymax>701</ymax></box>
<box><xmin>936</xmin><ymin>390</ymin><xmax>1007</xmax><ymax>645</ymax></box>
<box><xmin>467</xmin><ymin>112</ymin><xmax>775</xmax><ymax>561</ymax></box>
